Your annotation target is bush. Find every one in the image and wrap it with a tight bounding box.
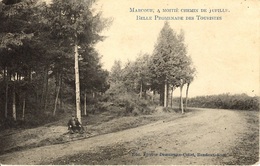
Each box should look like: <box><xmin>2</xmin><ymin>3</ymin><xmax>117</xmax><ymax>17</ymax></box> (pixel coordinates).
<box><xmin>0</xmin><ymin>110</ymin><xmax>60</xmax><ymax>130</ymax></box>
<box><xmin>105</xmin><ymin>90</ymin><xmax>154</xmax><ymax>116</ymax></box>
<box><xmin>187</xmin><ymin>93</ymin><xmax>259</xmax><ymax>111</ymax></box>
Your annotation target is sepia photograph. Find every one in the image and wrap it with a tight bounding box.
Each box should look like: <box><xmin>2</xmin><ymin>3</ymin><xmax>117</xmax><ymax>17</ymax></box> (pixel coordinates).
<box><xmin>0</xmin><ymin>0</ymin><xmax>259</xmax><ymax>165</ymax></box>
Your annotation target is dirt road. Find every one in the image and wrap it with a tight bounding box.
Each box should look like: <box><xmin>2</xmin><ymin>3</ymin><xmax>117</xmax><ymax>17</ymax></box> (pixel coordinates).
<box><xmin>0</xmin><ymin>108</ymin><xmax>258</xmax><ymax>165</ymax></box>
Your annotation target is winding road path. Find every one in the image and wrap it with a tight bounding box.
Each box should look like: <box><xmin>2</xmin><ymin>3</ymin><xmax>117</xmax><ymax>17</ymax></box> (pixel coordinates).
<box><xmin>0</xmin><ymin>108</ymin><xmax>255</xmax><ymax>165</ymax></box>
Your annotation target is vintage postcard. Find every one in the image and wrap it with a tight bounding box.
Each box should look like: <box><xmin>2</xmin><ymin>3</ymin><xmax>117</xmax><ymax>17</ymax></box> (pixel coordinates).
<box><xmin>0</xmin><ymin>0</ymin><xmax>259</xmax><ymax>165</ymax></box>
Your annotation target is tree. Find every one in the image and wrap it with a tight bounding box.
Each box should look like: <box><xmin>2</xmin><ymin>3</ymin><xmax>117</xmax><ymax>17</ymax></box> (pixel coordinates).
<box><xmin>79</xmin><ymin>47</ymin><xmax>109</xmax><ymax>115</ymax></box>
<box><xmin>184</xmin><ymin>60</ymin><xmax>196</xmax><ymax>112</ymax></box>
<box><xmin>109</xmin><ymin>60</ymin><xmax>123</xmax><ymax>84</ymax></box>
<box><xmin>46</xmin><ymin>0</ymin><xmax>111</xmax><ymax>122</ymax></box>
<box><xmin>134</xmin><ymin>53</ymin><xmax>151</xmax><ymax>99</ymax></box>
<box><xmin>149</xmin><ymin>22</ymin><xmax>195</xmax><ymax>110</ymax></box>
<box><xmin>120</xmin><ymin>60</ymin><xmax>137</xmax><ymax>92</ymax></box>
<box><xmin>0</xmin><ymin>0</ymin><xmax>44</xmax><ymax>120</ymax></box>
<box><xmin>174</xmin><ymin>30</ymin><xmax>196</xmax><ymax>113</ymax></box>
<box><xmin>171</xmin><ymin>30</ymin><xmax>196</xmax><ymax>113</ymax></box>
<box><xmin>149</xmin><ymin>21</ymin><xmax>180</xmax><ymax>107</ymax></box>
<box><xmin>120</xmin><ymin>53</ymin><xmax>151</xmax><ymax>98</ymax></box>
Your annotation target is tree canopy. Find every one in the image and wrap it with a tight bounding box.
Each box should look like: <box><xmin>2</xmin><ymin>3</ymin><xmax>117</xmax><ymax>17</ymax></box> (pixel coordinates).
<box><xmin>0</xmin><ymin>0</ymin><xmax>111</xmax><ymax>121</ymax></box>
<box><xmin>108</xmin><ymin>22</ymin><xmax>196</xmax><ymax>110</ymax></box>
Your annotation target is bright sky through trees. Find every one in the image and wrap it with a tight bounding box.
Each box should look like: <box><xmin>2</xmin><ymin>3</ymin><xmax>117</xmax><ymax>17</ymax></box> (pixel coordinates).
<box><xmin>94</xmin><ymin>0</ymin><xmax>259</xmax><ymax>97</ymax></box>
<box><xmin>43</xmin><ymin>0</ymin><xmax>259</xmax><ymax>97</ymax></box>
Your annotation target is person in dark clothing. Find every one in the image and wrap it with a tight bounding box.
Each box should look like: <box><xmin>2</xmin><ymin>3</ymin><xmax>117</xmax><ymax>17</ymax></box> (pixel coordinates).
<box><xmin>68</xmin><ymin>115</ymin><xmax>82</xmax><ymax>133</ymax></box>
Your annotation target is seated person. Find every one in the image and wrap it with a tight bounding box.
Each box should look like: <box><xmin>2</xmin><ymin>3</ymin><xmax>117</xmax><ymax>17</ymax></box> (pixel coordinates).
<box><xmin>67</xmin><ymin>115</ymin><xmax>82</xmax><ymax>133</ymax></box>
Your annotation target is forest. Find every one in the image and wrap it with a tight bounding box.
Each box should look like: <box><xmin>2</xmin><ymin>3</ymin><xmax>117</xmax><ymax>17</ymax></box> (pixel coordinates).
<box><xmin>0</xmin><ymin>0</ymin><xmax>111</xmax><ymax>126</ymax></box>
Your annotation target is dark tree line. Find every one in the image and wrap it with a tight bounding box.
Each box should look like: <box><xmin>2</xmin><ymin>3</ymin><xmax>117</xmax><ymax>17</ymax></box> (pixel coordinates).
<box><xmin>0</xmin><ymin>0</ymin><xmax>110</xmax><ymax>123</ymax></box>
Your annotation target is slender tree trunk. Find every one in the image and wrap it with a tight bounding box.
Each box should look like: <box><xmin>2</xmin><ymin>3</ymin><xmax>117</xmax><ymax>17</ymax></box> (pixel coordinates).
<box><xmin>180</xmin><ymin>84</ymin><xmax>184</xmax><ymax>114</ymax></box>
<box><xmin>170</xmin><ymin>87</ymin><xmax>173</xmax><ymax>108</ymax></box>
<box><xmin>152</xmin><ymin>90</ymin><xmax>155</xmax><ymax>102</ymax></box>
<box><xmin>53</xmin><ymin>74</ymin><xmax>61</xmax><ymax>116</ymax></box>
<box><xmin>185</xmin><ymin>83</ymin><xmax>190</xmax><ymax>111</ymax></box>
<box><xmin>41</xmin><ymin>69</ymin><xmax>46</xmax><ymax>104</ymax></box>
<box><xmin>41</xmin><ymin>67</ymin><xmax>48</xmax><ymax>110</ymax></box>
<box><xmin>59</xmin><ymin>74</ymin><xmax>63</xmax><ymax>109</ymax></box>
<box><xmin>3</xmin><ymin>67</ymin><xmax>6</xmax><ymax>81</ymax></box>
<box><xmin>44</xmin><ymin>69</ymin><xmax>49</xmax><ymax>111</ymax></box>
<box><xmin>160</xmin><ymin>88</ymin><xmax>164</xmax><ymax>106</ymax></box>
<box><xmin>12</xmin><ymin>84</ymin><xmax>16</xmax><ymax>121</ymax></box>
<box><xmin>166</xmin><ymin>83</ymin><xmax>169</xmax><ymax>107</ymax></box>
<box><xmin>84</xmin><ymin>91</ymin><xmax>87</xmax><ymax>116</ymax></box>
<box><xmin>139</xmin><ymin>81</ymin><xmax>143</xmax><ymax>99</ymax></box>
<box><xmin>22</xmin><ymin>97</ymin><xmax>25</xmax><ymax>121</ymax></box>
<box><xmin>74</xmin><ymin>43</ymin><xmax>81</xmax><ymax>123</ymax></box>
<box><xmin>29</xmin><ymin>68</ymin><xmax>32</xmax><ymax>83</ymax></box>
<box><xmin>4</xmin><ymin>68</ymin><xmax>8</xmax><ymax>118</ymax></box>
<box><xmin>164</xmin><ymin>80</ymin><xmax>168</xmax><ymax>107</ymax></box>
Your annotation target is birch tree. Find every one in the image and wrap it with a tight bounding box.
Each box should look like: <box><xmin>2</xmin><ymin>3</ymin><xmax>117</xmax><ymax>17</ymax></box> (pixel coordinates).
<box><xmin>47</xmin><ymin>0</ymin><xmax>110</xmax><ymax>122</ymax></box>
<box><xmin>174</xmin><ymin>31</ymin><xmax>196</xmax><ymax>113</ymax></box>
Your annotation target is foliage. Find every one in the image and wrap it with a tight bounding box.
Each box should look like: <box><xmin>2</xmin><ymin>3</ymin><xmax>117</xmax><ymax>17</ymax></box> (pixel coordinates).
<box><xmin>106</xmin><ymin>22</ymin><xmax>196</xmax><ymax>110</ymax></box>
<box><xmin>185</xmin><ymin>94</ymin><xmax>259</xmax><ymax>110</ymax></box>
<box><xmin>0</xmin><ymin>111</ymin><xmax>60</xmax><ymax>130</ymax></box>
<box><xmin>80</xmin><ymin>50</ymin><xmax>109</xmax><ymax>93</ymax></box>
<box><xmin>148</xmin><ymin>22</ymin><xmax>195</xmax><ymax>107</ymax></box>
<box><xmin>105</xmin><ymin>88</ymin><xmax>154</xmax><ymax>116</ymax></box>
<box><xmin>109</xmin><ymin>60</ymin><xmax>123</xmax><ymax>84</ymax></box>
<box><xmin>122</xmin><ymin>53</ymin><xmax>151</xmax><ymax>93</ymax></box>
<box><xmin>149</xmin><ymin>22</ymin><xmax>192</xmax><ymax>87</ymax></box>
<box><xmin>0</xmin><ymin>0</ymin><xmax>111</xmax><ymax>125</ymax></box>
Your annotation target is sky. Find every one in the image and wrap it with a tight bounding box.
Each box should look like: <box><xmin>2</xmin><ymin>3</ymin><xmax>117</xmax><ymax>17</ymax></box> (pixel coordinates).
<box><xmin>93</xmin><ymin>0</ymin><xmax>259</xmax><ymax>97</ymax></box>
<box><xmin>43</xmin><ymin>0</ymin><xmax>259</xmax><ymax>97</ymax></box>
